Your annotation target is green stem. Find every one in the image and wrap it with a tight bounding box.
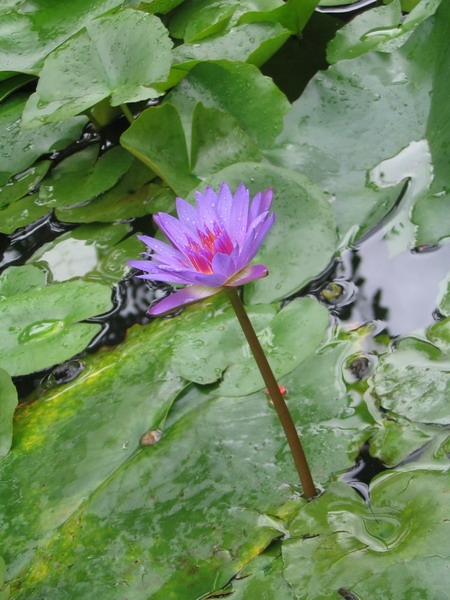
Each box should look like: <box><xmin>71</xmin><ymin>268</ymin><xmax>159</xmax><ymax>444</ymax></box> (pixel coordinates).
<box><xmin>120</xmin><ymin>103</ymin><xmax>134</xmax><ymax>124</ymax></box>
<box><xmin>225</xmin><ymin>287</ymin><xmax>317</xmax><ymax>500</ymax></box>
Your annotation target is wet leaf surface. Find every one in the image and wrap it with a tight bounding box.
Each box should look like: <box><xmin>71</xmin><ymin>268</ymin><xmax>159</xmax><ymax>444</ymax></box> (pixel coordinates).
<box><xmin>0</xmin><ymin>369</ymin><xmax>18</xmax><ymax>459</ymax></box>
<box><xmin>0</xmin><ymin>265</ymin><xmax>113</xmax><ymax>375</ymax></box>
<box><xmin>283</xmin><ymin>470</ymin><xmax>450</xmax><ymax>599</ymax></box>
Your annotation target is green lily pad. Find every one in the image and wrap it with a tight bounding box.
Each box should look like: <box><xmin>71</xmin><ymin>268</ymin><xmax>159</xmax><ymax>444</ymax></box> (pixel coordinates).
<box><xmin>38</xmin><ymin>145</ymin><xmax>133</xmax><ymax>208</ymax></box>
<box><xmin>27</xmin><ymin>223</ymin><xmax>136</xmax><ymax>284</ymax></box>
<box><xmin>436</xmin><ymin>271</ymin><xmax>450</xmax><ymax>317</ymax></box>
<box><xmin>374</xmin><ymin>336</ymin><xmax>450</xmax><ymax>424</ymax></box>
<box><xmin>0</xmin><ymin>264</ymin><xmax>51</xmax><ymax>298</ymax></box>
<box><xmin>0</xmin><ymin>0</ymin><xmax>122</xmax><ymax>74</ymax></box>
<box><xmin>0</xmin><ymin>369</ymin><xmax>17</xmax><ymax>459</ymax></box>
<box><xmin>167</xmin><ymin>60</ymin><xmax>290</xmax><ymax>149</ymax></box>
<box><xmin>0</xmin><ymin>193</ymin><xmax>50</xmax><ymax>235</ymax></box>
<box><xmin>327</xmin><ymin>0</ymin><xmax>443</xmax><ymax>63</ymax></box>
<box><xmin>196</xmin><ymin>162</ymin><xmax>337</xmax><ymax>304</ymax></box>
<box><xmin>0</xmin><ymin>555</ymin><xmax>8</xmax><ymax>600</ymax></box>
<box><xmin>0</xmin><ymin>296</ymin><xmax>373</xmax><ymax>598</ymax></box>
<box><xmin>0</xmin><ymin>74</ymin><xmax>35</xmax><ymax>102</ymax></box>
<box><xmin>121</xmin><ymin>103</ymin><xmax>201</xmax><ymax>197</ymax></box>
<box><xmin>169</xmin><ymin>21</ymin><xmax>290</xmax><ymax>87</ymax></box>
<box><xmin>0</xmin><ymin>94</ymin><xmax>87</xmax><ymax>186</ymax></box>
<box><xmin>22</xmin><ymin>10</ymin><xmax>173</xmax><ymax>127</ymax></box>
<box><xmin>283</xmin><ymin>470</ymin><xmax>450</xmax><ymax>599</ymax></box>
<box><xmin>216</xmin><ymin>298</ymin><xmax>329</xmax><ymax>396</ymax></box>
<box><xmin>0</xmin><ymin>265</ymin><xmax>113</xmax><ymax>376</ymax></box>
<box><xmin>271</xmin><ymin>1</ymin><xmax>449</xmax><ymax>244</ymax></box>
<box><xmin>54</xmin><ymin>160</ymin><xmax>159</xmax><ymax>223</ymax></box>
<box><xmin>0</xmin><ymin>161</ymin><xmax>50</xmax><ymax>210</ymax></box>
<box><xmin>191</xmin><ymin>103</ymin><xmax>263</xmax><ymax>176</ymax></box>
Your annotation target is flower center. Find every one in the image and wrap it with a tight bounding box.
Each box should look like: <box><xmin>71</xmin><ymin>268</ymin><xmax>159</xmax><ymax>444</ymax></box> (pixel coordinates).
<box><xmin>185</xmin><ymin>223</ymin><xmax>234</xmax><ymax>273</ymax></box>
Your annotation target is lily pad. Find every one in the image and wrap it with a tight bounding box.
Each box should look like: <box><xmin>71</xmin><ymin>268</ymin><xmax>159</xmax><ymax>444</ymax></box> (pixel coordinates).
<box><xmin>270</xmin><ymin>1</ymin><xmax>449</xmax><ymax>244</ymax></box>
<box><xmin>191</xmin><ymin>103</ymin><xmax>262</xmax><ymax>176</ymax></box>
<box><xmin>195</xmin><ymin>162</ymin><xmax>337</xmax><ymax>304</ymax></box>
<box><xmin>0</xmin><ymin>94</ymin><xmax>87</xmax><ymax>186</ymax></box>
<box><xmin>0</xmin><ymin>74</ymin><xmax>35</xmax><ymax>102</ymax></box>
<box><xmin>54</xmin><ymin>160</ymin><xmax>160</xmax><ymax>223</ymax></box>
<box><xmin>167</xmin><ymin>60</ymin><xmax>290</xmax><ymax>149</ymax></box>
<box><xmin>38</xmin><ymin>145</ymin><xmax>133</xmax><ymax>208</ymax></box>
<box><xmin>0</xmin><ymin>264</ymin><xmax>113</xmax><ymax>376</ymax></box>
<box><xmin>22</xmin><ymin>10</ymin><xmax>173</xmax><ymax>126</ymax></box>
<box><xmin>283</xmin><ymin>470</ymin><xmax>450</xmax><ymax>599</ymax></box>
<box><xmin>0</xmin><ymin>0</ymin><xmax>122</xmax><ymax>74</ymax></box>
<box><xmin>0</xmin><ymin>369</ymin><xmax>17</xmax><ymax>459</ymax></box>
<box><xmin>0</xmin><ymin>161</ymin><xmax>50</xmax><ymax>210</ymax></box>
<box><xmin>121</xmin><ymin>103</ymin><xmax>201</xmax><ymax>197</ymax></box>
<box><xmin>374</xmin><ymin>336</ymin><xmax>450</xmax><ymax>425</ymax></box>
<box><xmin>0</xmin><ymin>297</ymin><xmax>373</xmax><ymax>598</ymax></box>
<box><xmin>326</xmin><ymin>0</ymin><xmax>443</xmax><ymax>63</ymax></box>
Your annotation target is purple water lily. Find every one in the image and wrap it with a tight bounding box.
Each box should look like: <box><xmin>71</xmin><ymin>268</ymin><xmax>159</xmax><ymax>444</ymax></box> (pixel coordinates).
<box><xmin>129</xmin><ymin>182</ymin><xmax>275</xmax><ymax>315</ymax></box>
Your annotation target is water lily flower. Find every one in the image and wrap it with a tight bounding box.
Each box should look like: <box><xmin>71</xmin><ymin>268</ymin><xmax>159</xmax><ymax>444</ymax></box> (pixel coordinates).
<box><xmin>129</xmin><ymin>182</ymin><xmax>275</xmax><ymax>315</ymax></box>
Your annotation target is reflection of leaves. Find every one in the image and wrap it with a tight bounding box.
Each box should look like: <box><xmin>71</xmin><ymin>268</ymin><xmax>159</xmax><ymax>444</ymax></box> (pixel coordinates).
<box><xmin>22</xmin><ymin>10</ymin><xmax>173</xmax><ymax>126</ymax></box>
<box><xmin>0</xmin><ymin>265</ymin><xmax>112</xmax><ymax>376</ymax></box>
<box><xmin>283</xmin><ymin>470</ymin><xmax>450</xmax><ymax>599</ymax></box>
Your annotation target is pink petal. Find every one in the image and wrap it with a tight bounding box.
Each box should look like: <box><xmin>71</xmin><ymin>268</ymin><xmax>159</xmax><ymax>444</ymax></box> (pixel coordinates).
<box><xmin>215</xmin><ymin>182</ymin><xmax>233</xmax><ymax>229</ymax></box>
<box><xmin>149</xmin><ymin>285</ymin><xmax>220</xmax><ymax>316</ymax></box>
<box><xmin>175</xmin><ymin>197</ymin><xmax>198</xmax><ymax>230</ymax></box>
<box><xmin>154</xmin><ymin>213</ymin><xmax>199</xmax><ymax>252</ymax></box>
<box><xmin>226</xmin><ymin>264</ymin><xmax>268</xmax><ymax>286</ymax></box>
<box><xmin>228</xmin><ymin>183</ymin><xmax>249</xmax><ymax>247</ymax></box>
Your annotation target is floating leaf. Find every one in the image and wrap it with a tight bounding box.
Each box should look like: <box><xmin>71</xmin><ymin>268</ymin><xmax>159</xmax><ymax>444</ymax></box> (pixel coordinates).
<box><xmin>0</xmin><ymin>369</ymin><xmax>17</xmax><ymax>459</ymax></box>
<box><xmin>270</xmin><ymin>2</ymin><xmax>449</xmax><ymax>244</ymax></box>
<box><xmin>167</xmin><ymin>59</ymin><xmax>290</xmax><ymax>149</ymax></box>
<box><xmin>374</xmin><ymin>337</ymin><xmax>450</xmax><ymax>425</ymax></box>
<box><xmin>0</xmin><ymin>74</ymin><xmax>35</xmax><ymax>102</ymax></box>
<box><xmin>0</xmin><ymin>0</ymin><xmax>122</xmax><ymax>74</ymax></box>
<box><xmin>0</xmin><ymin>161</ymin><xmax>50</xmax><ymax>210</ymax></box>
<box><xmin>217</xmin><ymin>298</ymin><xmax>329</xmax><ymax>396</ymax></box>
<box><xmin>326</xmin><ymin>0</ymin><xmax>443</xmax><ymax>63</ymax></box>
<box><xmin>169</xmin><ymin>21</ymin><xmax>290</xmax><ymax>87</ymax></box>
<box><xmin>121</xmin><ymin>103</ymin><xmax>201</xmax><ymax>197</ymax></box>
<box><xmin>0</xmin><ymin>297</ymin><xmax>372</xmax><ymax>598</ymax></box>
<box><xmin>283</xmin><ymin>470</ymin><xmax>450</xmax><ymax>599</ymax></box>
<box><xmin>54</xmin><ymin>160</ymin><xmax>161</xmax><ymax>223</ymax></box>
<box><xmin>190</xmin><ymin>103</ymin><xmax>262</xmax><ymax>176</ymax></box>
<box><xmin>194</xmin><ymin>162</ymin><xmax>337</xmax><ymax>304</ymax></box>
<box><xmin>38</xmin><ymin>145</ymin><xmax>133</xmax><ymax>208</ymax></box>
<box><xmin>0</xmin><ymin>265</ymin><xmax>113</xmax><ymax>376</ymax></box>
<box><xmin>0</xmin><ymin>94</ymin><xmax>87</xmax><ymax>186</ymax></box>
<box><xmin>22</xmin><ymin>10</ymin><xmax>173</xmax><ymax>126</ymax></box>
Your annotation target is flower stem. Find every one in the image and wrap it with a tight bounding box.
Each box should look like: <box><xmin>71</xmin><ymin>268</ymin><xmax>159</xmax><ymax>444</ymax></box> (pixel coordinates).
<box><xmin>120</xmin><ymin>103</ymin><xmax>134</xmax><ymax>124</ymax></box>
<box><xmin>225</xmin><ymin>287</ymin><xmax>317</xmax><ymax>500</ymax></box>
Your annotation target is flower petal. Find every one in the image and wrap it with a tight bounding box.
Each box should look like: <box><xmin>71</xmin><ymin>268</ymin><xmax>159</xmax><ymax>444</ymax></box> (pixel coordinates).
<box><xmin>215</xmin><ymin>182</ymin><xmax>233</xmax><ymax>229</ymax></box>
<box><xmin>149</xmin><ymin>285</ymin><xmax>220</xmax><ymax>316</ymax></box>
<box><xmin>171</xmin><ymin>269</ymin><xmax>227</xmax><ymax>287</ymax></box>
<box><xmin>226</xmin><ymin>264</ymin><xmax>269</xmax><ymax>286</ymax></box>
<box><xmin>154</xmin><ymin>212</ymin><xmax>199</xmax><ymax>252</ymax></box>
<box><xmin>175</xmin><ymin>197</ymin><xmax>198</xmax><ymax>230</ymax></box>
<box><xmin>248</xmin><ymin>188</ymin><xmax>273</xmax><ymax>222</ymax></box>
<box><xmin>227</xmin><ymin>183</ymin><xmax>249</xmax><ymax>247</ymax></box>
<box><xmin>237</xmin><ymin>212</ymin><xmax>275</xmax><ymax>269</ymax></box>
<box><xmin>211</xmin><ymin>252</ymin><xmax>236</xmax><ymax>279</ymax></box>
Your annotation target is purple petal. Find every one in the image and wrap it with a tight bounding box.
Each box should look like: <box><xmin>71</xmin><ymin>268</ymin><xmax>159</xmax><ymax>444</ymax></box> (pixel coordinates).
<box><xmin>154</xmin><ymin>213</ymin><xmax>199</xmax><ymax>252</ymax></box>
<box><xmin>226</xmin><ymin>264</ymin><xmax>268</xmax><ymax>286</ymax></box>
<box><xmin>195</xmin><ymin>186</ymin><xmax>218</xmax><ymax>231</ymax></box>
<box><xmin>171</xmin><ymin>269</ymin><xmax>227</xmax><ymax>287</ymax></box>
<box><xmin>149</xmin><ymin>285</ymin><xmax>219</xmax><ymax>316</ymax></box>
<box><xmin>228</xmin><ymin>183</ymin><xmax>249</xmax><ymax>247</ymax></box>
<box><xmin>211</xmin><ymin>252</ymin><xmax>236</xmax><ymax>278</ymax></box>
<box><xmin>175</xmin><ymin>197</ymin><xmax>198</xmax><ymax>230</ymax></box>
<box><xmin>237</xmin><ymin>212</ymin><xmax>275</xmax><ymax>269</ymax></box>
<box><xmin>215</xmin><ymin>182</ymin><xmax>233</xmax><ymax>229</ymax></box>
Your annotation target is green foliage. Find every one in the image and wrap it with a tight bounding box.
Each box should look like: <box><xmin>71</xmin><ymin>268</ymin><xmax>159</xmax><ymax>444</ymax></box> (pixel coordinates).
<box><xmin>0</xmin><ymin>265</ymin><xmax>113</xmax><ymax>375</ymax></box>
<box><xmin>1</xmin><ymin>0</ymin><xmax>450</xmax><ymax>598</ymax></box>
